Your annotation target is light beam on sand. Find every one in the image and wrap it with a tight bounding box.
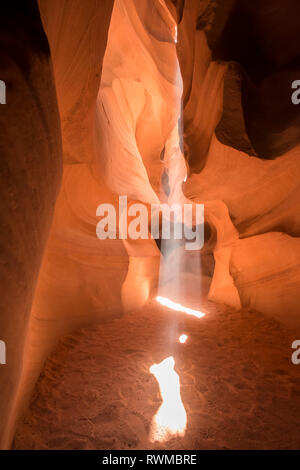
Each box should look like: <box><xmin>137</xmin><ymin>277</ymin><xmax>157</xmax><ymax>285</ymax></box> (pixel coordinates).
<box><xmin>156</xmin><ymin>296</ymin><xmax>205</xmax><ymax>319</ymax></box>
<box><xmin>179</xmin><ymin>334</ymin><xmax>188</xmax><ymax>343</ymax></box>
<box><xmin>149</xmin><ymin>356</ymin><xmax>187</xmax><ymax>443</ymax></box>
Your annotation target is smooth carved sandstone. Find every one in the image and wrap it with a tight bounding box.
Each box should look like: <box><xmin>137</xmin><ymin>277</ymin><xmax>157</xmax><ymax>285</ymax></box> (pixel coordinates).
<box><xmin>0</xmin><ymin>0</ymin><xmax>299</xmax><ymax>450</ymax></box>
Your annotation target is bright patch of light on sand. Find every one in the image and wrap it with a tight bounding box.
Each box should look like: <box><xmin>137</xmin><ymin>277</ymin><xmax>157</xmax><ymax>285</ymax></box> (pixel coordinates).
<box><xmin>179</xmin><ymin>334</ymin><xmax>188</xmax><ymax>344</ymax></box>
<box><xmin>183</xmin><ymin>174</ymin><xmax>187</xmax><ymax>182</ymax></box>
<box><xmin>149</xmin><ymin>356</ymin><xmax>187</xmax><ymax>442</ymax></box>
<box><xmin>156</xmin><ymin>296</ymin><xmax>205</xmax><ymax>319</ymax></box>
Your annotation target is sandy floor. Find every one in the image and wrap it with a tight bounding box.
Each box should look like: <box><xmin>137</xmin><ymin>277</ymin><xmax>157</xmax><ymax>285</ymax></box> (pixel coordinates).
<box><xmin>13</xmin><ymin>300</ymin><xmax>300</xmax><ymax>450</ymax></box>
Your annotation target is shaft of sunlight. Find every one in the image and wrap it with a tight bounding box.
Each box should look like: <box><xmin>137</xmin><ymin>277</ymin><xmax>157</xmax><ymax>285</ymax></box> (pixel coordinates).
<box><xmin>149</xmin><ymin>356</ymin><xmax>187</xmax><ymax>443</ymax></box>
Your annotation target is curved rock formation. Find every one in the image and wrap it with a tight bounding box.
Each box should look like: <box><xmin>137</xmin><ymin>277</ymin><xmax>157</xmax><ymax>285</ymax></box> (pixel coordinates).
<box><xmin>0</xmin><ymin>0</ymin><xmax>62</xmax><ymax>448</ymax></box>
<box><xmin>0</xmin><ymin>0</ymin><xmax>299</xmax><ymax>449</ymax></box>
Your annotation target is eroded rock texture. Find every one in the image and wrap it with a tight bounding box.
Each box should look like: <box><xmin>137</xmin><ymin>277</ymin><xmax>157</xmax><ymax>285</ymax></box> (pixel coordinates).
<box><xmin>177</xmin><ymin>0</ymin><xmax>300</xmax><ymax>321</ymax></box>
<box><xmin>0</xmin><ymin>0</ymin><xmax>300</xmax><ymax>449</ymax></box>
<box><xmin>0</xmin><ymin>0</ymin><xmax>62</xmax><ymax>448</ymax></box>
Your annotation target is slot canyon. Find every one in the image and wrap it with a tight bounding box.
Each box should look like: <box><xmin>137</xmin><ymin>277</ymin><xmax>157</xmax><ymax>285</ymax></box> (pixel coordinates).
<box><xmin>0</xmin><ymin>0</ymin><xmax>300</xmax><ymax>451</ymax></box>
